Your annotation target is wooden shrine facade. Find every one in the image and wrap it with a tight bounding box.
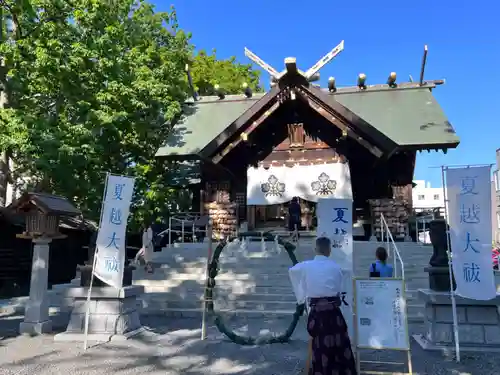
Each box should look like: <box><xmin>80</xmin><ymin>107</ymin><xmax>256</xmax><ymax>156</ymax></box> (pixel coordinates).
<box><xmin>156</xmin><ymin>52</ymin><xmax>460</xmax><ymax>239</ymax></box>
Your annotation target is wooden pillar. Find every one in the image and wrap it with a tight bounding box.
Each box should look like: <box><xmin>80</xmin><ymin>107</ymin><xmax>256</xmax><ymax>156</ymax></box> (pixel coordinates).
<box><xmin>199</xmin><ymin>187</ymin><xmax>205</xmax><ymax>215</ymax></box>
<box><xmin>247</xmin><ymin>206</ymin><xmax>256</xmax><ymax>230</ymax></box>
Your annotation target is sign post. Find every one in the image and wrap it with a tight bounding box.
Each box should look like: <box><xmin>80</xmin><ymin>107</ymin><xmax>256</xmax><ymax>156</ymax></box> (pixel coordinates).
<box><xmin>353</xmin><ymin>278</ymin><xmax>412</xmax><ymax>374</ymax></box>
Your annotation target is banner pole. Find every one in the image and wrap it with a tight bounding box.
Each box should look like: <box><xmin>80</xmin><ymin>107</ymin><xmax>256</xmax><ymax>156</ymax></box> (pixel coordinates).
<box><xmin>441</xmin><ymin>166</ymin><xmax>461</xmax><ymax>362</ymax></box>
<box><xmin>84</xmin><ymin>172</ymin><xmax>110</xmax><ymax>351</ymax></box>
<box><xmin>201</xmin><ymin>220</ymin><xmax>213</xmax><ymax>340</ymax></box>
<box><xmin>168</xmin><ymin>217</ymin><xmax>172</xmax><ymax>248</ymax></box>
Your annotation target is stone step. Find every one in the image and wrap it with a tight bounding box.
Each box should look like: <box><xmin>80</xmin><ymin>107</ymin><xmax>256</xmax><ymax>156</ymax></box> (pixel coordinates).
<box><xmin>148</xmin><ymin>260</ymin><xmax>431</xmax><ymax>271</ymax></box>
<box><xmin>143</xmin><ymin>307</ymin><xmax>299</xmax><ymax>319</ymax></box>
<box><xmin>137</xmin><ymin>287</ymin><xmax>426</xmax><ymax>303</ymax></box>
<box><xmin>139</xmin><ymin>290</ymin><xmax>426</xmax><ymax>305</ymax></box>
<box><xmin>141</xmin><ymin>291</ymin><xmax>298</xmax><ymax>302</ymax></box>
<box><xmin>138</xmin><ymin>296</ymin><xmax>426</xmax><ymax>322</ymax></box>
<box><xmin>143</xmin><ymin>298</ymin><xmax>299</xmax><ymax>311</ymax></box>
<box><xmin>135</xmin><ymin>285</ymin><xmax>293</xmax><ymax>295</ymax></box>
<box><xmin>153</xmin><ymin>248</ymin><xmax>433</xmax><ymax>258</ymax></box>
<box><xmin>147</xmin><ymin>261</ymin><xmax>431</xmax><ymax>274</ymax></box>
<box><xmin>133</xmin><ymin>273</ymin><xmax>429</xmax><ymax>285</ymax></box>
<box><xmin>145</xmin><ymin>306</ymin><xmax>425</xmax><ymax>324</ymax></box>
<box><xmin>133</xmin><ymin>270</ymin><xmax>430</xmax><ymax>284</ymax></box>
<box><xmin>143</xmin><ymin>258</ymin><xmax>431</xmax><ymax>269</ymax></box>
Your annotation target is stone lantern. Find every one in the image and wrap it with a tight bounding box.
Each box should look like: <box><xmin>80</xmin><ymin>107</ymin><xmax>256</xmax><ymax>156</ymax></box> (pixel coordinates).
<box><xmin>10</xmin><ymin>192</ymin><xmax>81</xmax><ymax>335</ymax></box>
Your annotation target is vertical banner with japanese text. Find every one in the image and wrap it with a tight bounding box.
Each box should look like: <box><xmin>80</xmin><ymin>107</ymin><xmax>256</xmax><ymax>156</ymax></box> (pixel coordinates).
<box><xmin>341</xmin><ymin>268</ymin><xmax>354</xmax><ymax>341</ymax></box>
<box><xmin>316</xmin><ymin>198</ymin><xmax>354</xmax><ymax>338</ymax></box>
<box><xmin>94</xmin><ymin>175</ymin><xmax>135</xmax><ymax>289</ymax></box>
<box><xmin>316</xmin><ymin>198</ymin><xmax>354</xmax><ymax>270</ymax></box>
<box><xmin>446</xmin><ymin>166</ymin><xmax>495</xmax><ymax>300</ymax></box>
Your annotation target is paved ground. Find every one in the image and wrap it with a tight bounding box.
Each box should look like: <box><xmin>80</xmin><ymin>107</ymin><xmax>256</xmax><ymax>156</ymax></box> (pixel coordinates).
<box><xmin>1</xmin><ymin>312</ymin><xmax>499</xmax><ymax>375</ymax></box>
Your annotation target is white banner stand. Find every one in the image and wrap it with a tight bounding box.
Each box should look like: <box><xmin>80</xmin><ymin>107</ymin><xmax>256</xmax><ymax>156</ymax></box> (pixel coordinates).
<box><xmin>353</xmin><ymin>278</ymin><xmax>413</xmax><ymax>375</ymax></box>
<box><xmin>83</xmin><ymin>172</ymin><xmax>109</xmax><ymax>351</ymax></box>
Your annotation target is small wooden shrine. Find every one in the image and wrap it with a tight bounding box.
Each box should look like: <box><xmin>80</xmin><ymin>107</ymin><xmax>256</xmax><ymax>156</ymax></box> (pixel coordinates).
<box><xmin>10</xmin><ymin>192</ymin><xmax>81</xmax><ymax>239</ymax></box>
<box><xmin>156</xmin><ymin>43</ymin><xmax>460</xmax><ymax>239</ymax></box>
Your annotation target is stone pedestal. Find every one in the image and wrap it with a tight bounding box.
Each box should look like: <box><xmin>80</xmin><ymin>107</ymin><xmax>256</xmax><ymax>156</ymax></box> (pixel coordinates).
<box><xmin>424</xmin><ymin>266</ymin><xmax>456</xmax><ymax>292</ymax></box>
<box><xmin>494</xmin><ymin>271</ymin><xmax>500</xmax><ymax>293</ymax></box>
<box><xmin>78</xmin><ymin>264</ymin><xmax>134</xmax><ymax>287</ymax></box>
<box><xmin>414</xmin><ymin>289</ymin><xmax>500</xmax><ymax>352</ymax></box>
<box><xmin>20</xmin><ymin>238</ymin><xmax>53</xmax><ymax>335</ymax></box>
<box><xmin>54</xmin><ymin>285</ymin><xmax>144</xmax><ymax>342</ymax></box>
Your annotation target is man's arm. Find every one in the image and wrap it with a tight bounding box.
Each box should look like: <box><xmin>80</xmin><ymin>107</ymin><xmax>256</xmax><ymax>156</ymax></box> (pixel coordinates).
<box><xmin>289</xmin><ymin>262</ymin><xmax>306</xmax><ymax>304</ymax></box>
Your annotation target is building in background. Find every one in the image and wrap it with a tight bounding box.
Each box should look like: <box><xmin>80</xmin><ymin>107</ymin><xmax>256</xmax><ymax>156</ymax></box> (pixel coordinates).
<box><xmin>412</xmin><ymin>180</ymin><xmax>445</xmax><ymax>212</ymax></box>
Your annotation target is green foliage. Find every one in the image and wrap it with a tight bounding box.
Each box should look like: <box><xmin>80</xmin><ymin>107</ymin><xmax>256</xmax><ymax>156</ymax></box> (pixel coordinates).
<box><xmin>0</xmin><ymin>0</ymin><xmax>263</xmax><ymax>229</ymax></box>
<box><xmin>190</xmin><ymin>49</ymin><xmax>262</xmax><ymax>95</ymax></box>
<box><xmin>0</xmin><ymin>0</ymin><xmax>191</xmax><ymax>227</ymax></box>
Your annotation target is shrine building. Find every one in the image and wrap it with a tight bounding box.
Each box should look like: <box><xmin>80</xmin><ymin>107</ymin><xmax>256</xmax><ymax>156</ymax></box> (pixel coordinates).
<box><xmin>155</xmin><ymin>43</ymin><xmax>460</xmax><ymax>240</ymax></box>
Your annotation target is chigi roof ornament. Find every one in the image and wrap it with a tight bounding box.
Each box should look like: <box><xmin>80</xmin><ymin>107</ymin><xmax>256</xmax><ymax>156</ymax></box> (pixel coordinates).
<box><xmin>244</xmin><ymin>40</ymin><xmax>345</xmax><ymax>83</ymax></box>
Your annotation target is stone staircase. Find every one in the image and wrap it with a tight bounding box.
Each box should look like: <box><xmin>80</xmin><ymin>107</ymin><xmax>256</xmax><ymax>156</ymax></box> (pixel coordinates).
<box><xmin>133</xmin><ymin>239</ymin><xmax>433</xmax><ymax>322</ymax></box>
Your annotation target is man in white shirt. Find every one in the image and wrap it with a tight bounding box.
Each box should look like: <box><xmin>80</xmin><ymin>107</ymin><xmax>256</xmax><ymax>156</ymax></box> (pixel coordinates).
<box><xmin>289</xmin><ymin>237</ymin><xmax>357</xmax><ymax>375</ymax></box>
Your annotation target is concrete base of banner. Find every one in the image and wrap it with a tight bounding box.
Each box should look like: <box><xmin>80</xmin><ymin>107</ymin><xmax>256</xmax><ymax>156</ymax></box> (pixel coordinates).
<box><xmin>54</xmin><ymin>285</ymin><xmax>144</xmax><ymax>343</ymax></box>
<box><xmin>415</xmin><ymin>289</ymin><xmax>500</xmax><ymax>351</ymax></box>
<box><xmin>412</xmin><ymin>334</ymin><xmax>500</xmax><ymax>353</ymax></box>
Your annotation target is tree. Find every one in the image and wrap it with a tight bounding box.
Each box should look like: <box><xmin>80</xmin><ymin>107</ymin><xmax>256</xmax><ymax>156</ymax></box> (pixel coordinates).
<box><xmin>0</xmin><ymin>0</ymin><xmax>37</xmax><ymax>206</ymax></box>
<box><xmin>190</xmin><ymin>49</ymin><xmax>262</xmax><ymax>95</ymax></box>
<box><xmin>0</xmin><ymin>0</ymin><xmax>191</xmax><ymax>226</ymax></box>
<box><xmin>0</xmin><ymin>1</ymin><xmax>265</xmax><ymax>229</ymax></box>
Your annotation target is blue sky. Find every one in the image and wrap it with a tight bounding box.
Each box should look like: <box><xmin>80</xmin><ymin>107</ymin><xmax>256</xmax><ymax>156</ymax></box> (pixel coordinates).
<box><xmin>156</xmin><ymin>0</ymin><xmax>498</xmax><ymax>187</ymax></box>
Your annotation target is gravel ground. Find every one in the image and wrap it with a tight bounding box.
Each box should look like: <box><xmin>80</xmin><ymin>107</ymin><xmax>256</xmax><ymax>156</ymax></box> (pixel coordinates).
<box><xmin>1</xmin><ymin>313</ymin><xmax>499</xmax><ymax>375</ymax></box>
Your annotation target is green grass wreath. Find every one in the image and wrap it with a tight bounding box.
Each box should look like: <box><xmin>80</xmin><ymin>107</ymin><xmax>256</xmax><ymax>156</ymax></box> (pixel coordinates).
<box><xmin>204</xmin><ymin>231</ymin><xmax>306</xmax><ymax>345</ymax></box>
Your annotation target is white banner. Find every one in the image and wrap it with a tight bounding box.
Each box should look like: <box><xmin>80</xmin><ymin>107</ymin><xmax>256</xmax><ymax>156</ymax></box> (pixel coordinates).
<box><xmin>354</xmin><ymin>278</ymin><xmax>409</xmax><ymax>350</ymax></box>
<box><xmin>246</xmin><ymin>163</ymin><xmax>352</xmax><ymax>205</ymax></box>
<box><xmin>94</xmin><ymin>175</ymin><xmax>135</xmax><ymax>289</ymax></box>
<box><xmin>316</xmin><ymin>198</ymin><xmax>354</xmax><ymax>270</ymax></box>
<box><xmin>341</xmin><ymin>269</ymin><xmax>354</xmax><ymax>341</ymax></box>
<box><xmin>446</xmin><ymin>166</ymin><xmax>495</xmax><ymax>300</ymax></box>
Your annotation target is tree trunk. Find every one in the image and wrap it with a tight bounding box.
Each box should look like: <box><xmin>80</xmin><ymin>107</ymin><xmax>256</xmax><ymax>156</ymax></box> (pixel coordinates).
<box><xmin>0</xmin><ymin>9</ymin><xmax>7</xmax><ymax>207</ymax></box>
<box><xmin>0</xmin><ymin>12</ymin><xmax>16</xmax><ymax>207</ymax></box>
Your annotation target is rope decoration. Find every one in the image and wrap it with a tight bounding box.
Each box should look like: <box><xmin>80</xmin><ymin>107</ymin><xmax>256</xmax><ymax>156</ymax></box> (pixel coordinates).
<box><xmin>205</xmin><ymin>231</ymin><xmax>305</xmax><ymax>345</ymax></box>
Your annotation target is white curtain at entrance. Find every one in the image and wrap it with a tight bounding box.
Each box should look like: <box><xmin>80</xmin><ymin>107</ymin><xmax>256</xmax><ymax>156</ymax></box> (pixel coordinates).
<box><xmin>246</xmin><ymin>163</ymin><xmax>352</xmax><ymax>205</ymax></box>
<box><xmin>293</xmin><ymin>163</ymin><xmax>352</xmax><ymax>202</ymax></box>
<box><xmin>247</xmin><ymin>165</ymin><xmax>292</xmax><ymax>205</ymax></box>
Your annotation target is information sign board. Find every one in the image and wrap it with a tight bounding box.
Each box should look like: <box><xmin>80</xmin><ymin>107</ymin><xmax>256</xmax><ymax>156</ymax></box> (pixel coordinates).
<box><xmin>354</xmin><ymin>278</ymin><xmax>409</xmax><ymax>350</ymax></box>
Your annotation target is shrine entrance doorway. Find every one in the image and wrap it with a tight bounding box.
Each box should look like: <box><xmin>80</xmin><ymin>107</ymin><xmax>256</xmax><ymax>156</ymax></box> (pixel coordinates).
<box><xmin>251</xmin><ymin>199</ymin><xmax>316</xmax><ymax>231</ymax></box>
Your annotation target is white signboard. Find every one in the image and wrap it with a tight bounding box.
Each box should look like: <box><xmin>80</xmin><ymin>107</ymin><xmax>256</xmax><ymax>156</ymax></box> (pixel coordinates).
<box><xmin>316</xmin><ymin>198</ymin><xmax>354</xmax><ymax>270</ymax></box>
<box><xmin>446</xmin><ymin>166</ymin><xmax>495</xmax><ymax>300</ymax></box>
<box><xmin>246</xmin><ymin>163</ymin><xmax>352</xmax><ymax>205</ymax></box>
<box><xmin>94</xmin><ymin>175</ymin><xmax>135</xmax><ymax>289</ymax></box>
<box><xmin>354</xmin><ymin>278</ymin><xmax>409</xmax><ymax>350</ymax></box>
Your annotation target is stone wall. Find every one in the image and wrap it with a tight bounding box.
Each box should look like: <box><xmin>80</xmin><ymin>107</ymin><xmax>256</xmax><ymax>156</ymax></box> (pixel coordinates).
<box><xmin>426</xmin><ymin>304</ymin><xmax>500</xmax><ymax>345</ymax></box>
<box><xmin>369</xmin><ymin>198</ymin><xmax>410</xmax><ymax>240</ymax></box>
<box><xmin>204</xmin><ymin>201</ymin><xmax>238</xmax><ymax>240</ymax></box>
<box><xmin>420</xmin><ymin>290</ymin><xmax>500</xmax><ymax>348</ymax></box>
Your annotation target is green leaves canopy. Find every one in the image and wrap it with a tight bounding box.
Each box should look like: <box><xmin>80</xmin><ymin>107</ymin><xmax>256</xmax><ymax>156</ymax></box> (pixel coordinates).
<box><xmin>190</xmin><ymin>49</ymin><xmax>262</xmax><ymax>95</ymax></box>
<box><xmin>0</xmin><ymin>0</ymin><xmax>262</xmax><ymax>228</ymax></box>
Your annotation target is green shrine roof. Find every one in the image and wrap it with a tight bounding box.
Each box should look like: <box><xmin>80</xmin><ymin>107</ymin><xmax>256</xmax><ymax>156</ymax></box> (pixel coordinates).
<box><xmin>156</xmin><ymin>81</ymin><xmax>459</xmax><ymax>158</ymax></box>
<box><xmin>156</xmin><ymin>94</ymin><xmax>266</xmax><ymax>157</ymax></box>
<box><xmin>332</xmin><ymin>86</ymin><xmax>457</xmax><ymax>147</ymax></box>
